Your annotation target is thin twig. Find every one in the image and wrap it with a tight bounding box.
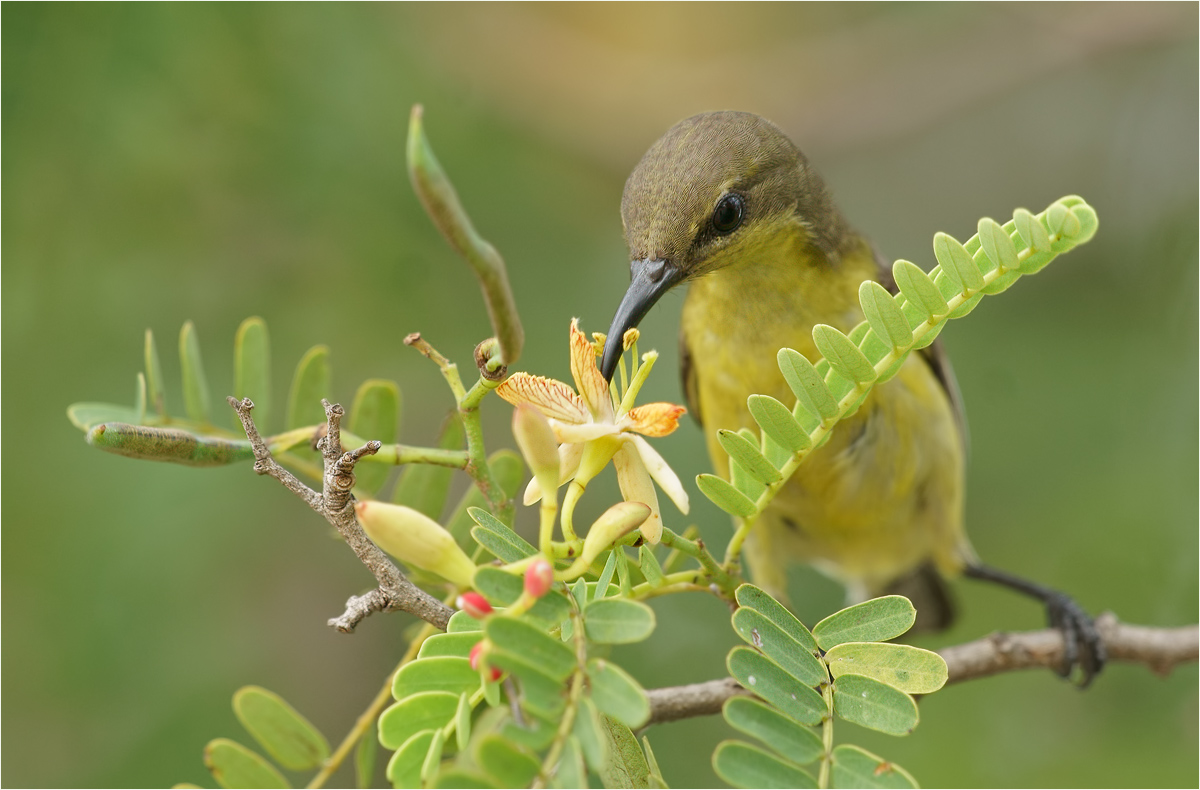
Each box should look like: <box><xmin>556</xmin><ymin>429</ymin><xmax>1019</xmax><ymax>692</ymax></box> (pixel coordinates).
<box><xmin>644</xmin><ymin>615</ymin><xmax>1199</xmax><ymax>725</ymax></box>
<box><xmin>228</xmin><ymin>396</ymin><xmax>454</xmax><ymax>631</ymax></box>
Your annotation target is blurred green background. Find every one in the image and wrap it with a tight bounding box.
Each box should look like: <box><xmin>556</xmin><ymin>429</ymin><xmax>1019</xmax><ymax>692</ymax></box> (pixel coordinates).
<box><xmin>4</xmin><ymin>4</ymin><xmax>1196</xmax><ymax>787</ymax></box>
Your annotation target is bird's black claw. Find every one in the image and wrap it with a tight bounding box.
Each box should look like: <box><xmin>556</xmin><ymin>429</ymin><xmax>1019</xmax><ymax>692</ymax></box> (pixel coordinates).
<box><xmin>1045</xmin><ymin>592</ymin><xmax>1106</xmax><ymax>687</ymax></box>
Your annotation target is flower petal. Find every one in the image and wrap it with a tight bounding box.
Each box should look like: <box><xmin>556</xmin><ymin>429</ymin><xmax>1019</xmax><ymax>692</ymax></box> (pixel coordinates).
<box><xmin>613</xmin><ymin>442</ymin><xmax>663</xmax><ymax>544</ymax></box>
<box><xmin>625</xmin><ymin>402</ymin><xmax>686</xmax><ymax>438</ymax></box>
<box><xmin>496</xmin><ymin>373</ymin><xmax>588</xmax><ymax>423</ymax></box>
<box><xmin>523</xmin><ymin>442</ymin><xmax>584</xmax><ymax>506</ymax></box>
<box><xmin>551</xmin><ymin>420</ymin><xmax>616</xmax><ymax>444</ymax></box>
<box><xmin>630</xmin><ymin>435</ymin><xmax>689</xmax><ymax>515</ymax></box>
<box><xmin>570</xmin><ymin>319</ymin><xmax>614</xmax><ymax>422</ymax></box>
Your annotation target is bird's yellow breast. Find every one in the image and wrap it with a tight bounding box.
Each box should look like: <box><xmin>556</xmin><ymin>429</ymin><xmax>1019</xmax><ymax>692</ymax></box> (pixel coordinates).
<box><xmin>680</xmin><ymin>227</ymin><xmax>971</xmax><ymax>598</ymax></box>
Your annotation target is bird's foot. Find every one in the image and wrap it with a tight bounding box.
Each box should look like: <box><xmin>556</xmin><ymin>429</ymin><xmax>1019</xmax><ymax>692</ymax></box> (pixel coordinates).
<box><xmin>1044</xmin><ymin>590</ymin><xmax>1106</xmax><ymax>687</ymax></box>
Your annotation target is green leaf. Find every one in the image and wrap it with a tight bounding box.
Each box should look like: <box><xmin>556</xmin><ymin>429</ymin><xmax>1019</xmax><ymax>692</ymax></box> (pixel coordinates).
<box><xmin>473</xmin><ymin>566</ymin><xmax>572</xmax><ymax>625</ymax></box>
<box><xmin>232</xmin><ymin>686</ymin><xmax>330</xmax><ymax>771</ymax></box>
<box><xmin>476</xmin><ymin>735</ymin><xmax>540</xmax><ymax>788</ymax></box>
<box><xmin>454</xmin><ymin>692</ymin><xmax>472</xmax><ymax>752</ymax></box>
<box><xmin>584</xmin><ymin>598</ymin><xmax>656</xmax><ymax>644</ymax></box>
<box><xmin>421</xmin><ymin>729</ymin><xmax>446</xmax><ymax>786</ymax></box>
<box><xmin>594</xmin><ymin>550</ymin><xmax>618</xmax><ymax>601</ymax></box>
<box><xmin>378</xmin><ymin>691</ymin><xmax>459</xmax><ymax>750</ymax></box>
<box><xmin>723</xmin><ymin>696</ymin><xmax>823</xmax><ymax>765</ymax></box>
<box><xmin>67</xmin><ymin>402</ymin><xmax>146</xmax><ymax>432</ymax></box>
<box><xmin>446</xmin><ymin>610</ymin><xmax>485</xmax><ymax>633</ymax></box>
<box><xmin>812</xmin><ymin>324</ymin><xmax>876</xmax><ymax>385</ymax></box>
<box><xmin>731</xmin><ymin>608</ymin><xmax>826</xmax><ymax>687</ymax></box>
<box><xmin>386</xmin><ymin>729</ymin><xmax>436</xmax><ymax>789</ymax></box>
<box><xmin>932</xmin><ymin>231</ymin><xmax>983</xmax><ymax>294</ymax></box>
<box><xmin>179</xmin><ymin>320</ymin><xmax>212</xmax><ymax>424</ymax></box>
<box><xmin>573</xmin><ymin>697</ymin><xmax>608</xmax><ymax>774</ymax></box>
<box><xmin>824</xmin><ymin>642</ymin><xmax>948</xmax><ymax>694</ymax></box>
<box><xmin>717</xmin><ymin>430</ymin><xmax>782</xmax><ymax>484</ymax></box>
<box><xmin>599</xmin><ymin>715</ymin><xmax>651</xmax><ymax>789</ymax></box>
<box><xmin>977</xmin><ymin>217</ymin><xmax>1018</xmax><ymax>273</ymax></box>
<box><xmin>392</xmin><ymin>656</ymin><xmax>481</xmax><ymax>699</ymax></box>
<box><xmin>748</xmin><ymin>394</ymin><xmax>811</xmax><ymax>455</ymax></box>
<box><xmin>553</xmin><ymin>736</ymin><xmax>588</xmax><ymax>790</ymax></box>
<box><xmin>777</xmin><ymin>348</ymin><xmax>839</xmax><ymax>421</ymax></box>
<box><xmin>830</xmin><ymin>744</ymin><xmax>917</xmax><ymax>789</ymax></box>
<box><xmin>696</xmin><ymin>473</ymin><xmax>757</xmax><ymax>518</ymax></box>
<box><xmin>354</xmin><ymin>725</ymin><xmax>376</xmax><ymax>789</ymax></box>
<box><xmin>393</xmin><ymin>411</ymin><xmax>463</xmax><ymax>518</ymax></box>
<box><xmin>729</xmin><ymin>457</ymin><xmax>765</xmax><ymax>503</ymax></box>
<box><xmin>469</xmin><ymin>507</ymin><xmax>537</xmax><ymax>562</ymax></box>
<box><xmin>486</xmin><ymin>616</ymin><xmax>576</xmax><ymax>681</ymax></box>
<box><xmin>348</xmin><ymin>379</ymin><xmax>400</xmax><ymax>495</ymax></box>
<box><xmin>734</xmin><ymin>584</ymin><xmax>818</xmax><ymax>653</ymax></box>
<box><xmin>712</xmin><ymin>741</ymin><xmax>816</xmax><ymax>789</ymax></box>
<box><xmin>233</xmin><ymin>317</ymin><xmax>271</xmax><ymax>430</ymax></box>
<box><xmin>832</xmin><ymin>674</ymin><xmax>918</xmax><ymax>736</ymax></box>
<box><xmin>446</xmin><ymin>448</ymin><xmax>524</xmax><ymax>554</ymax></box>
<box><xmin>858</xmin><ymin>281</ymin><xmax>913</xmax><ymax>351</ymax></box>
<box><xmin>587</xmin><ymin>658</ymin><xmax>650</xmax><ymax>729</ymax></box>
<box><xmin>615</xmin><ymin>545</ymin><xmax>632</xmax><ymax>596</ymax></box>
<box><xmin>433</xmin><ymin>769</ymin><xmax>498</xmax><ymax>789</ymax></box>
<box><xmin>285</xmin><ymin>344</ymin><xmax>330</xmax><ymax>430</ymax></box>
<box><xmin>641</xmin><ymin>737</ymin><xmax>666</xmax><ymax>790</ymax></box>
<box><xmin>726</xmin><ymin>647</ymin><xmax>826</xmax><ymax>726</ymax></box>
<box><xmin>812</xmin><ymin>596</ymin><xmax>916</xmax><ymax>650</ymax></box>
<box><xmin>144</xmin><ymin>328</ymin><xmax>166</xmax><ymax>416</ymax></box>
<box><xmin>418</xmin><ymin>632</ymin><xmax>484</xmax><ymax>660</ymax></box>
<box><xmin>638</xmin><ymin>544</ymin><xmax>665</xmax><ymax>588</ymax></box>
<box><xmin>487</xmin><ymin>651</ymin><xmax>566</xmax><ymax>720</ymax></box>
<box><xmin>204</xmin><ymin>738</ymin><xmax>290</xmax><ymax>789</ymax></box>
<box><xmin>134</xmin><ymin>373</ymin><xmax>147</xmax><ymax>423</ymax></box>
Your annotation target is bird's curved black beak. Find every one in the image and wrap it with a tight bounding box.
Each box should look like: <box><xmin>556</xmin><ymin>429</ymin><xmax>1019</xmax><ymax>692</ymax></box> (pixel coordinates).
<box><xmin>600</xmin><ymin>258</ymin><xmax>685</xmax><ymax>382</ymax></box>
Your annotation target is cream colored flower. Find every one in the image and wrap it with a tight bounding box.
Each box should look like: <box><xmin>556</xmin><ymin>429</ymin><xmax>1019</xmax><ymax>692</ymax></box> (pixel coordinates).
<box><xmin>496</xmin><ymin>319</ymin><xmax>688</xmax><ymax>544</ymax></box>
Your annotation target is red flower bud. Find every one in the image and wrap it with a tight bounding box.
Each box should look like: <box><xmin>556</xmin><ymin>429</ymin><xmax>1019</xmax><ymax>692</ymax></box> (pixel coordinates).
<box><xmin>469</xmin><ymin>640</ymin><xmax>502</xmax><ymax>682</ymax></box>
<box><xmin>524</xmin><ymin>557</ymin><xmax>554</xmax><ymax>599</ymax></box>
<box><xmin>456</xmin><ymin>591</ymin><xmax>493</xmax><ymax>620</ymax></box>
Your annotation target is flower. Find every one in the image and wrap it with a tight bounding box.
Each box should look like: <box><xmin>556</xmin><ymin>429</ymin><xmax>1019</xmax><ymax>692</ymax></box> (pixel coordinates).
<box><xmin>495</xmin><ymin>319</ymin><xmax>688</xmax><ymax>543</ymax></box>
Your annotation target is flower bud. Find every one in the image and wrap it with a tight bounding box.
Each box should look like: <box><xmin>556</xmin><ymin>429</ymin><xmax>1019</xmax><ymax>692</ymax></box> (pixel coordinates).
<box><xmin>354</xmin><ymin>500</ymin><xmax>476</xmax><ymax>588</ymax></box>
<box><xmin>456</xmin><ymin>592</ymin><xmax>493</xmax><ymax>620</ymax></box>
<box><xmin>512</xmin><ymin>404</ymin><xmax>560</xmax><ymax>504</ymax></box>
<box><xmin>470</xmin><ymin>640</ymin><xmax>502</xmax><ymax>682</ymax></box>
<box><xmin>581</xmin><ymin>501</ymin><xmax>651</xmax><ymax>567</ymax></box>
<box><xmin>524</xmin><ymin>557</ymin><xmax>554</xmax><ymax>599</ymax></box>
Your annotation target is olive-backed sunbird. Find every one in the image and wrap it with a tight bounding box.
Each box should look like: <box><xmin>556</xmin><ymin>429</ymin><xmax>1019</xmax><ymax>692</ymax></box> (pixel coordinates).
<box><xmin>599</xmin><ymin>111</ymin><xmax>1103</xmax><ymax>683</ymax></box>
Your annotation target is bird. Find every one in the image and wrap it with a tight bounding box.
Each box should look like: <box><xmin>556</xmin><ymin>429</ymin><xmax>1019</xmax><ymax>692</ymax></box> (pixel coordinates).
<box><xmin>598</xmin><ymin>110</ymin><xmax>1103</xmax><ymax>683</ymax></box>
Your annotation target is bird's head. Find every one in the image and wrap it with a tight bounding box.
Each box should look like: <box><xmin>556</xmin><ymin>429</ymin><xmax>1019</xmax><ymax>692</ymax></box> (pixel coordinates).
<box><xmin>600</xmin><ymin>111</ymin><xmax>845</xmax><ymax>381</ymax></box>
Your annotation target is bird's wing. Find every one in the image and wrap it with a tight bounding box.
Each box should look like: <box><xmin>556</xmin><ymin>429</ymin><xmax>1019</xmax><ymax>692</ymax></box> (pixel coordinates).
<box><xmin>873</xmin><ymin>245</ymin><xmax>969</xmax><ymax>454</ymax></box>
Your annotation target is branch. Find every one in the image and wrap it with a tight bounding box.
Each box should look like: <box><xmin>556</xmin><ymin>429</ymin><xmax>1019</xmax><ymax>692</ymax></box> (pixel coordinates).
<box><xmin>645</xmin><ymin>614</ymin><xmax>1198</xmax><ymax>725</ymax></box>
<box><xmin>228</xmin><ymin>396</ymin><xmax>454</xmax><ymax>632</ymax></box>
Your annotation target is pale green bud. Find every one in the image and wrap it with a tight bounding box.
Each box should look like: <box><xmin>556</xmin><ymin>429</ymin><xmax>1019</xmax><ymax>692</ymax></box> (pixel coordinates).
<box><xmin>512</xmin><ymin>404</ymin><xmax>560</xmax><ymax>503</ymax></box>
<box><xmin>581</xmin><ymin>501</ymin><xmax>651</xmax><ymax>568</ymax></box>
<box><xmin>355</xmin><ymin>500</ymin><xmax>476</xmax><ymax>587</ymax></box>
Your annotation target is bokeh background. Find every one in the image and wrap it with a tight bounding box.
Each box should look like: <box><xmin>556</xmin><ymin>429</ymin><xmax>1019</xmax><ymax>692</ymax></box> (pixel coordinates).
<box><xmin>4</xmin><ymin>4</ymin><xmax>1197</xmax><ymax>787</ymax></box>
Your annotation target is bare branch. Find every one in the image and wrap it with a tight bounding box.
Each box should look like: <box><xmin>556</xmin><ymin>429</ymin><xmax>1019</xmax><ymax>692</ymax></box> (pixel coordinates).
<box><xmin>228</xmin><ymin>396</ymin><xmax>454</xmax><ymax>632</ymax></box>
<box><xmin>645</xmin><ymin>615</ymin><xmax>1198</xmax><ymax>726</ymax></box>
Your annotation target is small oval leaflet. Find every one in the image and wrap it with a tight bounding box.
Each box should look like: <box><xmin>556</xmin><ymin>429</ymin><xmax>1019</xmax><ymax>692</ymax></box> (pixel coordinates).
<box><xmin>723</xmin><ymin>696</ymin><xmax>824</xmax><ymax>765</ymax></box>
<box><xmin>712</xmin><ymin>740</ymin><xmax>817</xmax><ymax>790</ymax></box>
<box><xmin>204</xmin><ymin>738</ymin><xmax>290</xmax><ymax>790</ymax></box>
<box><xmin>832</xmin><ymin>673</ymin><xmax>918</xmax><ymax>736</ymax></box>
<box><xmin>378</xmin><ymin>691</ymin><xmax>459</xmax><ymax>750</ymax></box>
<box><xmin>232</xmin><ymin>686</ymin><xmax>330</xmax><ymax>772</ymax></box>
<box><xmin>583</xmin><ymin>597</ymin><xmax>656</xmax><ymax>644</ymax></box>
<box><xmin>726</xmin><ymin>647</ymin><xmax>826</xmax><ymax>726</ymax></box>
<box><xmin>587</xmin><ymin>658</ymin><xmax>650</xmax><ymax>729</ymax></box>
<box><xmin>831</xmin><ymin>744</ymin><xmax>918</xmax><ymax>789</ymax></box>
<box><xmin>812</xmin><ymin>595</ymin><xmax>916</xmax><ymax>650</ymax></box>
<box><xmin>823</xmin><ymin>642</ymin><xmax>947</xmax><ymax>694</ymax></box>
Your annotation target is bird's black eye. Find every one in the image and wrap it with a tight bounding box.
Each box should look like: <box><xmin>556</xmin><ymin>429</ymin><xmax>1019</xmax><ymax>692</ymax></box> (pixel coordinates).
<box><xmin>711</xmin><ymin>193</ymin><xmax>745</xmax><ymax>235</ymax></box>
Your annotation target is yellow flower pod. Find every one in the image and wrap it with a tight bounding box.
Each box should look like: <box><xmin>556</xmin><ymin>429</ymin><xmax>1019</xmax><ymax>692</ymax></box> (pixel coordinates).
<box><xmin>581</xmin><ymin>501</ymin><xmax>651</xmax><ymax>567</ymax></box>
